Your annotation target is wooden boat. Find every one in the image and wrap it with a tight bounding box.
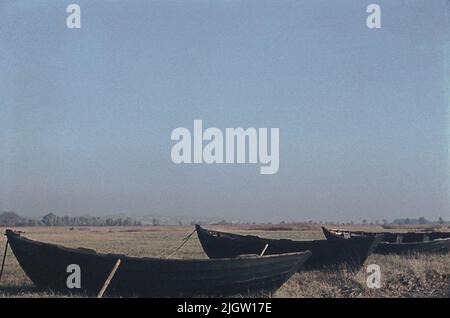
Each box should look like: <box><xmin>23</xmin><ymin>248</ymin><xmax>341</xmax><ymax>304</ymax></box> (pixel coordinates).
<box><xmin>196</xmin><ymin>225</ymin><xmax>382</xmax><ymax>271</ymax></box>
<box><xmin>322</xmin><ymin>227</ymin><xmax>450</xmax><ymax>255</ymax></box>
<box><xmin>4</xmin><ymin>229</ymin><xmax>311</xmax><ymax>297</ymax></box>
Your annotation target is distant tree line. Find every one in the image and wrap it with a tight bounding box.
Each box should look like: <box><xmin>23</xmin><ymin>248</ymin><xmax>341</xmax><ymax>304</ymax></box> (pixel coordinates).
<box><xmin>390</xmin><ymin>217</ymin><xmax>447</xmax><ymax>225</ymax></box>
<box><xmin>1</xmin><ymin>210</ymin><xmax>447</xmax><ymax>227</ymax></box>
<box><xmin>0</xmin><ymin>211</ymin><xmax>142</xmax><ymax>227</ymax></box>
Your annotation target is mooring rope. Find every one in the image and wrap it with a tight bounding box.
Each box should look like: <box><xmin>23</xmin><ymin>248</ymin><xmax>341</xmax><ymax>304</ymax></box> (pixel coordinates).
<box><xmin>0</xmin><ymin>239</ymin><xmax>9</xmax><ymax>284</ymax></box>
<box><xmin>165</xmin><ymin>228</ymin><xmax>197</xmax><ymax>258</ymax></box>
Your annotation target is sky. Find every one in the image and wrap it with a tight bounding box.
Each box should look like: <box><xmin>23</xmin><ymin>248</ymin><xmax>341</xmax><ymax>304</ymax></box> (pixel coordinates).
<box><xmin>1</xmin><ymin>0</ymin><xmax>449</xmax><ymax>223</ymax></box>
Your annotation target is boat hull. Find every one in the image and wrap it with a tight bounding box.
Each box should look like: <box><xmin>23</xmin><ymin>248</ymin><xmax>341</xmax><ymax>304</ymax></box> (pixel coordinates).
<box><xmin>196</xmin><ymin>225</ymin><xmax>381</xmax><ymax>271</ymax></box>
<box><xmin>322</xmin><ymin>227</ymin><xmax>450</xmax><ymax>255</ymax></box>
<box><xmin>5</xmin><ymin>230</ymin><xmax>310</xmax><ymax>297</ymax></box>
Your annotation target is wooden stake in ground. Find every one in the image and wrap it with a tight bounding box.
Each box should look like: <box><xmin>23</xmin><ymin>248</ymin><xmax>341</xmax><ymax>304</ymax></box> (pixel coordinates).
<box><xmin>259</xmin><ymin>244</ymin><xmax>269</xmax><ymax>257</ymax></box>
<box><xmin>0</xmin><ymin>239</ymin><xmax>9</xmax><ymax>284</ymax></box>
<box><xmin>97</xmin><ymin>259</ymin><xmax>121</xmax><ymax>298</ymax></box>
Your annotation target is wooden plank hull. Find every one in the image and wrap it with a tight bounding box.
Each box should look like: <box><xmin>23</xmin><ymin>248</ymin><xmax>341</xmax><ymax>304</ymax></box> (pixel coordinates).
<box><xmin>322</xmin><ymin>227</ymin><xmax>450</xmax><ymax>255</ymax></box>
<box><xmin>5</xmin><ymin>230</ymin><xmax>311</xmax><ymax>297</ymax></box>
<box><xmin>196</xmin><ymin>225</ymin><xmax>381</xmax><ymax>271</ymax></box>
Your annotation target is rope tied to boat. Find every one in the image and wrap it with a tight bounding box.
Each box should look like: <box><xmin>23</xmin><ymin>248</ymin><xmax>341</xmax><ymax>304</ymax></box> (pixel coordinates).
<box><xmin>165</xmin><ymin>228</ymin><xmax>197</xmax><ymax>258</ymax></box>
<box><xmin>0</xmin><ymin>238</ymin><xmax>9</xmax><ymax>284</ymax></box>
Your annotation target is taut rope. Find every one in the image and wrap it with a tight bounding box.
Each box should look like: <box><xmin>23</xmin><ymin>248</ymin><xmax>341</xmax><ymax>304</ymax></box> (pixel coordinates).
<box><xmin>165</xmin><ymin>228</ymin><xmax>197</xmax><ymax>258</ymax></box>
<box><xmin>0</xmin><ymin>239</ymin><xmax>9</xmax><ymax>284</ymax></box>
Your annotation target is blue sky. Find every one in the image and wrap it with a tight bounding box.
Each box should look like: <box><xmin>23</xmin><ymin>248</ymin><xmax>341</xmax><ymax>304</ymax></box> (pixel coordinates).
<box><xmin>1</xmin><ymin>0</ymin><xmax>449</xmax><ymax>222</ymax></box>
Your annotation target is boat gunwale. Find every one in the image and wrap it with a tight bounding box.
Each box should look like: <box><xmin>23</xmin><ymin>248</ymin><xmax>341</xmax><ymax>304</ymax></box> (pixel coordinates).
<box><xmin>196</xmin><ymin>224</ymin><xmax>380</xmax><ymax>244</ymax></box>
<box><xmin>5</xmin><ymin>229</ymin><xmax>311</xmax><ymax>263</ymax></box>
<box><xmin>324</xmin><ymin>228</ymin><xmax>450</xmax><ymax>246</ymax></box>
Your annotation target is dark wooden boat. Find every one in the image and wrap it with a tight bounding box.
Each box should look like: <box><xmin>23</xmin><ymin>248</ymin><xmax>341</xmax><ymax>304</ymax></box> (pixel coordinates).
<box><xmin>5</xmin><ymin>229</ymin><xmax>311</xmax><ymax>297</ymax></box>
<box><xmin>322</xmin><ymin>227</ymin><xmax>450</xmax><ymax>255</ymax></box>
<box><xmin>196</xmin><ymin>225</ymin><xmax>382</xmax><ymax>271</ymax></box>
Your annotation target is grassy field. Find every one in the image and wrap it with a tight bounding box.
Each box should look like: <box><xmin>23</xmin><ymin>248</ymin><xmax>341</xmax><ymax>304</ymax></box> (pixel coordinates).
<box><xmin>0</xmin><ymin>225</ymin><xmax>449</xmax><ymax>298</ymax></box>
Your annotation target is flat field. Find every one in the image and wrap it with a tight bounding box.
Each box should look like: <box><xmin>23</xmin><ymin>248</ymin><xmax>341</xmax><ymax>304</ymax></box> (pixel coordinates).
<box><xmin>0</xmin><ymin>225</ymin><xmax>448</xmax><ymax>298</ymax></box>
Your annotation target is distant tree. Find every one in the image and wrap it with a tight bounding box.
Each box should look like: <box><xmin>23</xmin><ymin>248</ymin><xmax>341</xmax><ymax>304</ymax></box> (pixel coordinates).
<box><xmin>63</xmin><ymin>216</ymin><xmax>70</xmax><ymax>226</ymax></box>
<box><xmin>362</xmin><ymin>219</ymin><xmax>368</xmax><ymax>225</ymax></box>
<box><xmin>418</xmin><ymin>217</ymin><xmax>427</xmax><ymax>225</ymax></box>
<box><xmin>382</xmin><ymin>219</ymin><xmax>388</xmax><ymax>225</ymax></box>
<box><xmin>41</xmin><ymin>213</ymin><xmax>57</xmax><ymax>226</ymax></box>
<box><xmin>55</xmin><ymin>215</ymin><xmax>63</xmax><ymax>226</ymax></box>
<box><xmin>438</xmin><ymin>217</ymin><xmax>445</xmax><ymax>225</ymax></box>
<box><xmin>123</xmin><ymin>217</ymin><xmax>133</xmax><ymax>226</ymax></box>
<box><xmin>0</xmin><ymin>211</ymin><xmax>22</xmax><ymax>226</ymax></box>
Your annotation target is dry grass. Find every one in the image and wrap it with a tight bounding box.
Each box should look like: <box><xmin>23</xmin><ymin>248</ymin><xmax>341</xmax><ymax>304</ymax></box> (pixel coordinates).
<box><xmin>277</xmin><ymin>253</ymin><xmax>450</xmax><ymax>298</ymax></box>
<box><xmin>0</xmin><ymin>226</ymin><xmax>448</xmax><ymax>298</ymax></box>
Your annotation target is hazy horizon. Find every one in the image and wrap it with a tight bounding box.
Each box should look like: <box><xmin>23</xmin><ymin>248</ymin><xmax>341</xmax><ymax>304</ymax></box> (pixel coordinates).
<box><xmin>1</xmin><ymin>0</ymin><xmax>449</xmax><ymax>223</ymax></box>
<box><xmin>1</xmin><ymin>209</ymin><xmax>448</xmax><ymax>225</ymax></box>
